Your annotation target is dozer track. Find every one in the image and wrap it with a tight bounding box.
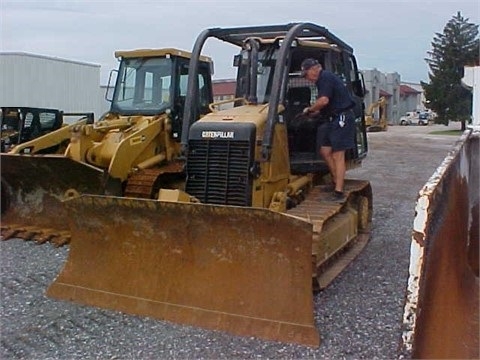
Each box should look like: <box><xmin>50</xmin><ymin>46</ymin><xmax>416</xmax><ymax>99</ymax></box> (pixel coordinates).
<box><xmin>46</xmin><ymin>179</ymin><xmax>372</xmax><ymax>347</ymax></box>
<box><xmin>123</xmin><ymin>161</ymin><xmax>184</xmax><ymax>199</ymax></box>
<box><xmin>287</xmin><ymin>179</ymin><xmax>372</xmax><ymax>290</ymax></box>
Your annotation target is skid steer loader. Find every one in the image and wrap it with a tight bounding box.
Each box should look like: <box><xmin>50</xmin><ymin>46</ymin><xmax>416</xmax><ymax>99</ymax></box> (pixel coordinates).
<box><xmin>47</xmin><ymin>23</ymin><xmax>372</xmax><ymax>346</ymax></box>
<box><xmin>0</xmin><ymin>107</ymin><xmax>94</xmax><ymax>153</ymax></box>
<box><xmin>0</xmin><ymin>48</ymin><xmax>213</xmax><ymax>245</ymax></box>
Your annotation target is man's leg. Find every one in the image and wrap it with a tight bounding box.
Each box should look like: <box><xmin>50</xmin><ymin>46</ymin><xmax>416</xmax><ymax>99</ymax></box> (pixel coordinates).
<box><xmin>320</xmin><ymin>145</ymin><xmax>336</xmax><ymax>184</ymax></box>
<box><xmin>328</xmin><ymin>111</ymin><xmax>355</xmax><ymax>197</ymax></box>
<box><xmin>332</xmin><ymin>150</ymin><xmax>346</xmax><ymax>193</ymax></box>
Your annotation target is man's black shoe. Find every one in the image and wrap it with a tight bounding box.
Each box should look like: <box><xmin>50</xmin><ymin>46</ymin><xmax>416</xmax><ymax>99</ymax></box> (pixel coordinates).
<box><xmin>319</xmin><ymin>184</ymin><xmax>335</xmax><ymax>192</ymax></box>
<box><xmin>328</xmin><ymin>190</ymin><xmax>346</xmax><ymax>203</ymax></box>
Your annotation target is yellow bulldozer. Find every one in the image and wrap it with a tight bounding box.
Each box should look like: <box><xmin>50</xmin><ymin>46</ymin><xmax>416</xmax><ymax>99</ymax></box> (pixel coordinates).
<box><xmin>0</xmin><ymin>48</ymin><xmax>213</xmax><ymax>245</ymax></box>
<box><xmin>46</xmin><ymin>23</ymin><xmax>373</xmax><ymax>347</ymax></box>
<box><xmin>365</xmin><ymin>96</ymin><xmax>388</xmax><ymax>132</ymax></box>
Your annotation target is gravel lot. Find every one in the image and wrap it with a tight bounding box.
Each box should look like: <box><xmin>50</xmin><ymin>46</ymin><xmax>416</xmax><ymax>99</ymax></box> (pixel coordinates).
<box><xmin>1</xmin><ymin>123</ymin><xmax>462</xmax><ymax>359</ymax></box>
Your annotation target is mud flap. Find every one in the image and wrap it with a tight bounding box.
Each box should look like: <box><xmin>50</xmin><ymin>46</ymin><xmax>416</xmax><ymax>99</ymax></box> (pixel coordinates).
<box><xmin>47</xmin><ymin>195</ymin><xmax>320</xmax><ymax>346</ymax></box>
<box><xmin>401</xmin><ymin>130</ymin><xmax>479</xmax><ymax>359</ymax></box>
<box><xmin>1</xmin><ymin>154</ymin><xmax>107</xmax><ymax>240</ymax></box>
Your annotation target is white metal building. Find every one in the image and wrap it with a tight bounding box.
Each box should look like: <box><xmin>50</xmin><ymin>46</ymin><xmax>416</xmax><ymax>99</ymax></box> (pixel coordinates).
<box><xmin>0</xmin><ymin>52</ymin><xmax>110</xmax><ymax>122</ymax></box>
<box><xmin>362</xmin><ymin>69</ymin><xmax>401</xmax><ymax>124</ymax></box>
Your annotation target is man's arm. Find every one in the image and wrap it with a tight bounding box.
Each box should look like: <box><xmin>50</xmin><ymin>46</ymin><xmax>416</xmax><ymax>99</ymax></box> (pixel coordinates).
<box><xmin>304</xmin><ymin>96</ymin><xmax>329</xmax><ymax>114</ymax></box>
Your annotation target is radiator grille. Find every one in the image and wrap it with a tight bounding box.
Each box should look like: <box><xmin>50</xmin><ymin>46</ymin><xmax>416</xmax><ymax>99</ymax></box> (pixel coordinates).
<box><xmin>186</xmin><ymin>139</ymin><xmax>253</xmax><ymax>206</ymax></box>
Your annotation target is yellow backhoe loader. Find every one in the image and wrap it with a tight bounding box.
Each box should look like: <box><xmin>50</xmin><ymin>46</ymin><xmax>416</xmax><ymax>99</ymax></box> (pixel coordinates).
<box><xmin>47</xmin><ymin>23</ymin><xmax>372</xmax><ymax>347</ymax></box>
<box><xmin>365</xmin><ymin>96</ymin><xmax>388</xmax><ymax>132</ymax></box>
<box><xmin>0</xmin><ymin>48</ymin><xmax>213</xmax><ymax>245</ymax></box>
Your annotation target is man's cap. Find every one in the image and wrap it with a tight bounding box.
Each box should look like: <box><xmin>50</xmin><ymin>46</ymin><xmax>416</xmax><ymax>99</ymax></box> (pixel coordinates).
<box><xmin>301</xmin><ymin>58</ymin><xmax>320</xmax><ymax>76</ymax></box>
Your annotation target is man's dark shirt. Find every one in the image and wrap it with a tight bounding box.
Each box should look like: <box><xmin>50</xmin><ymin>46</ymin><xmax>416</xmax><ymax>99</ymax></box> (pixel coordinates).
<box><xmin>315</xmin><ymin>70</ymin><xmax>355</xmax><ymax>115</ymax></box>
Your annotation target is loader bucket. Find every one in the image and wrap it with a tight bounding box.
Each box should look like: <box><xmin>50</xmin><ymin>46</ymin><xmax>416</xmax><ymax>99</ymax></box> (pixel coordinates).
<box><xmin>47</xmin><ymin>195</ymin><xmax>320</xmax><ymax>346</ymax></box>
<box><xmin>401</xmin><ymin>130</ymin><xmax>479</xmax><ymax>359</ymax></box>
<box><xmin>1</xmin><ymin>153</ymin><xmax>106</xmax><ymax>244</ymax></box>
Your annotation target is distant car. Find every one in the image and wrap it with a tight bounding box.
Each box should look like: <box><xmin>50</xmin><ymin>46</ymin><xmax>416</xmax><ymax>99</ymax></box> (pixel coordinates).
<box><xmin>418</xmin><ymin>112</ymin><xmax>429</xmax><ymax>126</ymax></box>
<box><xmin>399</xmin><ymin>116</ymin><xmax>412</xmax><ymax>126</ymax></box>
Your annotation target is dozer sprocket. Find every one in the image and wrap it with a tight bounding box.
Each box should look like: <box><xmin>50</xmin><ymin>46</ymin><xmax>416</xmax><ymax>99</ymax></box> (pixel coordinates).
<box><xmin>46</xmin><ymin>179</ymin><xmax>372</xmax><ymax>347</ymax></box>
<box><xmin>0</xmin><ymin>153</ymin><xmax>106</xmax><ymax>246</ymax></box>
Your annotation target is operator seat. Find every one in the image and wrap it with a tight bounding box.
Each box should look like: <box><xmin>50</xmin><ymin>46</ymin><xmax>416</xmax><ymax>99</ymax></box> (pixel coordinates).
<box><xmin>285</xmin><ymin>86</ymin><xmax>312</xmax><ymax>123</ymax></box>
<box><xmin>285</xmin><ymin>86</ymin><xmax>318</xmax><ymax>153</ymax></box>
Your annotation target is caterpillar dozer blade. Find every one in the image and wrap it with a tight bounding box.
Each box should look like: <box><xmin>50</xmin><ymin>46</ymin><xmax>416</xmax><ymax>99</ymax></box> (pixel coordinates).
<box><xmin>401</xmin><ymin>129</ymin><xmax>479</xmax><ymax>359</ymax></box>
<box><xmin>46</xmin><ymin>179</ymin><xmax>371</xmax><ymax>347</ymax></box>
<box><xmin>0</xmin><ymin>153</ymin><xmax>107</xmax><ymax>245</ymax></box>
<box><xmin>47</xmin><ymin>195</ymin><xmax>320</xmax><ymax>346</ymax></box>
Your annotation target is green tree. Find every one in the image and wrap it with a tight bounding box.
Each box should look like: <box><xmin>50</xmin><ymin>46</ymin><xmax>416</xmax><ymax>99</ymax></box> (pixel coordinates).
<box><xmin>422</xmin><ymin>11</ymin><xmax>479</xmax><ymax>129</ymax></box>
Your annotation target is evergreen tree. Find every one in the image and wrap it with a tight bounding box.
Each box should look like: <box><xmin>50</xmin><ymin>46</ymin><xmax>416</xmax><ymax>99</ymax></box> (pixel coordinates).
<box><xmin>422</xmin><ymin>12</ymin><xmax>479</xmax><ymax>129</ymax></box>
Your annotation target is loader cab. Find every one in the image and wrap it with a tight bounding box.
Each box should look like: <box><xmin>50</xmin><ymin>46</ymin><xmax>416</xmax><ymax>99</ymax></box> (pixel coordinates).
<box><xmin>110</xmin><ymin>49</ymin><xmax>213</xmax><ymax>141</ymax></box>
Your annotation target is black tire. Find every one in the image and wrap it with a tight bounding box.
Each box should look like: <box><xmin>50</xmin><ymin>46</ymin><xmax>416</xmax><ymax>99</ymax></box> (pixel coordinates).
<box><xmin>1</xmin><ymin>179</ymin><xmax>10</xmax><ymax>214</ymax></box>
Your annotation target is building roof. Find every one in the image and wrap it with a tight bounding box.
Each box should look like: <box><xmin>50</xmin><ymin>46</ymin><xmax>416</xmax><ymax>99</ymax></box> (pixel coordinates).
<box><xmin>400</xmin><ymin>84</ymin><xmax>421</xmax><ymax>96</ymax></box>
<box><xmin>0</xmin><ymin>51</ymin><xmax>100</xmax><ymax>68</ymax></box>
<box><xmin>379</xmin><ymin>89</ymin><xmax>392</xmax><ymax>97</ymax></box>
<box><xmin>212</xmin><ymin>80</ymin><xmax>236</xmax><ymax>96</ymax></box>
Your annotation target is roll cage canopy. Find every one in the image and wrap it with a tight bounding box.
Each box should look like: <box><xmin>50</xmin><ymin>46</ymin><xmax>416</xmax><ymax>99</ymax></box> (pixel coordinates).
<box><xmin>182</xmin><ymin>23</ymin><xmax>359</xmax><ymax>160</ymax></box>
<box><xmin>201</xmin><ymin>23</ymin><xmax>353</xmax><ymax>53</ymax></box>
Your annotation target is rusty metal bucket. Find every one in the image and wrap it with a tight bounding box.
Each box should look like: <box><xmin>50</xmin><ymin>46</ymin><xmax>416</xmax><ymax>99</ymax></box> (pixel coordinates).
<box><xmin>1</xmin><ymin>153</ymin><xmax>107</xmax><ymax>244</ymax></box>
<box><xmin>47</xmin><ymin>195</ymin><xmax>320</xmax><ymax>346</ymax></box>
<box><xmin>401</xmin><ymin>130</ymin><xmax>479</xmax><ymax>359</ymax></box>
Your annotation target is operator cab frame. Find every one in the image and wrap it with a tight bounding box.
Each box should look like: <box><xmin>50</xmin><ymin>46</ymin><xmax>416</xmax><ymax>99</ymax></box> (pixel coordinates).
<box><xmin>108</xmin><ymin>48</ymin><xmax>214</xmax><ymax>141</ymax></box>
<box><xmin>182</xmin><ymin>23</ymin><xmax>367</xmax><ymax>173</ymax></box>
<box><xmin>232</xmin><ymin>36</ymin><xmax>367</xmax><ymax>174</ymax></box>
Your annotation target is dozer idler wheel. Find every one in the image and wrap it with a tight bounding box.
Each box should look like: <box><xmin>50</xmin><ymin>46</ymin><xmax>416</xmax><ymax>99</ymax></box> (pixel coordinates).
<box><xmin>47</xmin><ymin>194</ymin><xmax>320</xmax><ymax>347</ymax></box>
<box><xmin>356</xmin><ymin>195</ymin><xmax>371</xmax><ymax>231</ymax></box>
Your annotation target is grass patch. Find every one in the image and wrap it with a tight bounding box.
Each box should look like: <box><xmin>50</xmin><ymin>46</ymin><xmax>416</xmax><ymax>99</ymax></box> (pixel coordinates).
<box><xmin>429</xmin><ymin>129</ymin><xmax>463</xmax><ymax>136</ymax></box>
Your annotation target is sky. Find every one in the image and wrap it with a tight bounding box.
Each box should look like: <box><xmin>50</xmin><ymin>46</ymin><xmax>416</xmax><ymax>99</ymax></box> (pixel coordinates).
<box><xmin>1</xmin><ymin>0</ymin><xmax>479</xmax><ymax>85</ymax></box>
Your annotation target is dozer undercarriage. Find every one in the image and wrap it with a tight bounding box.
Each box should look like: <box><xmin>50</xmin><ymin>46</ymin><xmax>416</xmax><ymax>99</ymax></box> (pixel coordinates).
<box><xmin>47</xmin><ymin>178</ymin><xmax>371</xmax><ymax>347</ymax></box>
<box><xmin>46</xmin><ymin>23</ymin><xmax>373</xmax><ymax>347</ymax></box>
